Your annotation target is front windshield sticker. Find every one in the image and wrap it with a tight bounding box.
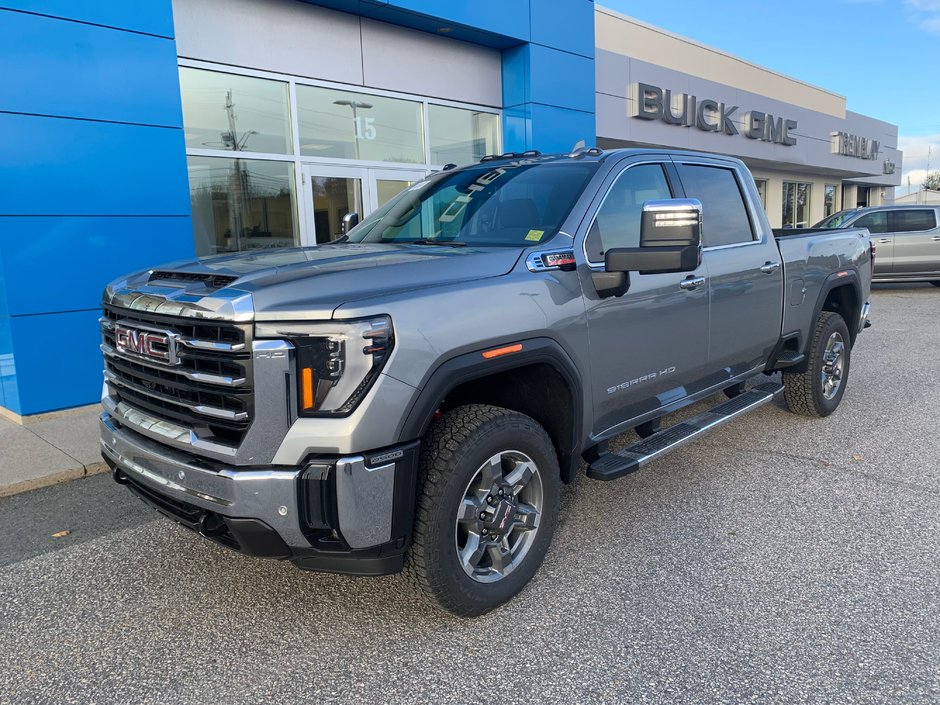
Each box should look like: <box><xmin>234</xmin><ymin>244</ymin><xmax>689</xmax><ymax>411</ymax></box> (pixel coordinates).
<box><xmin>525</xmin><ymin>229</ymin><xmax>545</xmax><ymax>242</ymax></box>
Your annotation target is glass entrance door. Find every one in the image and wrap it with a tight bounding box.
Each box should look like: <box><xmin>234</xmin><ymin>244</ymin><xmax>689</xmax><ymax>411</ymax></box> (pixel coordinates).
<box><xmin>303</xmin><ymin>165</ymin><xmax>367</xmax><ymax>244</ymax></box>
<box><xmin>302</xmin><ymin>165</ymin><xmax>428</xmax><ymax>244</ymax></box>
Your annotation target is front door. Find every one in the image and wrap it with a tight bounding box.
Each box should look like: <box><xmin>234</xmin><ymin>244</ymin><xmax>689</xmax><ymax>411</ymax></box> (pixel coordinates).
<box><xmin>851</xmin><ymin>210</ymin><xmax>892</xmax><ymax>275</ymax></box>
<box><xmin>302</xmin><ymin>165</ymin><xmax>428</xmax><ymax>244</ymax></box>
<box><xmin>579</xmin><ymin>159</ymin><xmax>710</xmax><ymax>435</ymax></box>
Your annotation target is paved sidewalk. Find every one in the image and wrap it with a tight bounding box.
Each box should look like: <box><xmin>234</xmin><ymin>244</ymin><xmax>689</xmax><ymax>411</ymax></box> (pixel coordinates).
<box><xmin>0</xmin><ymin>406</ymin><xmax>105</xmax><ymax>497</ymax></box>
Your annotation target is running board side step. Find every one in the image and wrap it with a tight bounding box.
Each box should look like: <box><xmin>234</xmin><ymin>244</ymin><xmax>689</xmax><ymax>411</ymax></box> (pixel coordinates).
<box><xmin>586</xmin><ymin>382</ymin><xmax>784</xmax><ymax>481</ymax></box>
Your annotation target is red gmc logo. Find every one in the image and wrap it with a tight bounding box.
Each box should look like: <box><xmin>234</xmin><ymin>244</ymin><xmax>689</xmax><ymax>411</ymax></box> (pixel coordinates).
<box><xmin>114</xmin><ymin>325</ymin><xmax>174</xmax><ymax>364</ymax></box>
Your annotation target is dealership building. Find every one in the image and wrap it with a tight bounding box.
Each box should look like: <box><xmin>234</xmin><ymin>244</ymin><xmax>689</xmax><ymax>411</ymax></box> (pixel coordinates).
<box><xmin>0</xmin><ymin>0</ymin><xmax>902</xmax><ymax>418</ymax></box>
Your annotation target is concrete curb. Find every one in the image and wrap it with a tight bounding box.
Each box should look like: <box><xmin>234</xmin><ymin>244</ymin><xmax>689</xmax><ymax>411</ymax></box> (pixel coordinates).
<box><xmin>0</xmin><ymin>461</ymin><xmax>109</xmax><ymax>499</ymax></box>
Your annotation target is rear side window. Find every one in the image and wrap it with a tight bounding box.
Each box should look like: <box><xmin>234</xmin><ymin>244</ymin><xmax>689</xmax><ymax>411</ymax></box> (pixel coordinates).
<box><xmin>890</xmin><ymin>209</ymin><xmax>937</xmax><ymax>233</ymax></box>
<box><xmin>585</xmin><ymin>163</ymin><xmax>672</xmax><ymax>260</ymax></box>
<box><xmin>853</xmin><ymin>211</ymin><xmax>888</xmax><ymax>235</ymax></box>
<box><xmin>676</xmin><ymin>164</ymin><xmax>755</xmax><ymax>247</ymax></box>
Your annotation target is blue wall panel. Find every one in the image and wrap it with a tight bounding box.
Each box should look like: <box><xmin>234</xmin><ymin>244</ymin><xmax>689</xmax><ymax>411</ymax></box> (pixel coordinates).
<box><xmin>0</xmin><ymin>315</ymin><xmax>14</xmax><ymax>411</ymax></box>
<box><xmin>528</xmin><ymin>103</ymin><xmax>595</xmax><ymax>153</ymax></box>
<box><xmin>529</xmin><ymin>0</ymin><xmax>595</xmax><ymax>59</ymax></box>
<box><xmin>0</xmin><ymin>10</ymin><xmax>184</xmax><ymax>126</ymax></box>
<box><xmin>0</xmin><ymin>2</ymin><xmax>175</xmax><ymax>37</ymax></box>
<box><xmin>0</xmin><ymin>216</ymin><xmax>194</xmax><ymax>316</ymax></box>
<box><xmin>8</xmin><ymin>309</ymin><xmax>103</xmax><ymax>414</ymax></box>
<box><xmin>377</xmin><ymin>0</ymin><xmax>530</xmax><ymax>41</ymax></box>
<box><xmin>527</xmin><ymin>44</ymin><xmax>595</xmax><ymax>114</ymax></box>
<box><xmin>0</xmin><ymin>113</ymin><xmax>190</xmax><ymax>216</ymax></box>
<box><xmin>0</xmin><ymin>2</ymin><xmax>190</xmax><ymax>416</ymax></box>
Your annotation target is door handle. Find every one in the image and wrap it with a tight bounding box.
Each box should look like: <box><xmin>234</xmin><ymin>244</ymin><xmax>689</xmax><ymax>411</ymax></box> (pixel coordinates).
<box><xmin>878</xmin><ymin>238</ymin><xmax>892</xmax><ymax>244</ymax></box>
<box><xmin>931</xmin><ymin>235</ymin><xmax>940</xmax><ymax>241</ymax></box>
<box><xmin>760</xmin><ymin>261</ymin><xmax>781</xmax><ymax>274</ymax></box>
<box><xmin>679</xmin><ymin>276</ymin><xmax>706</xmax><ymax>290</ymax></box>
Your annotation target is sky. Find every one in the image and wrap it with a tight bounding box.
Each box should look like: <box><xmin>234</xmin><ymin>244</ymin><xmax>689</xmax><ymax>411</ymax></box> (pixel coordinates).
<box><xmin>601</xmin><ymin>0</ymin><xmax>940</xmax><ymax>195</ymax></box>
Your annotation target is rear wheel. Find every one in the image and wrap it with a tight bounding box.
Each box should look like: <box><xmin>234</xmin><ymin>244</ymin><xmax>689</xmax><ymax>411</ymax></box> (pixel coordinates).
<box><xmin>783</xmin><ymin>311</ymin><xmax>851</xmax><ymax>417</ymax></box>
<box><xmin>406</xmin><ymin>404</ymin><xmax>560</xmax><ymax>617</ymax></box>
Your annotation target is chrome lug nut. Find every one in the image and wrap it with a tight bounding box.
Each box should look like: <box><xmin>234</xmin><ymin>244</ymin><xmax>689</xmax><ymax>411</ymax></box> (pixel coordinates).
<box><xmin>481</xmin><ymin>528</ymin><xmax>488</xmax><ymax>535</ymax></box>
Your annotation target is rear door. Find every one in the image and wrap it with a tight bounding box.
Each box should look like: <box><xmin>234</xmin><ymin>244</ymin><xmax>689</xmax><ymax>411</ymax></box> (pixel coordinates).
<box><xmin>889</xmin><ymin>208</ymin><xmax>940</xmax><ymax>275</ymax></box>
<box><xmin>578</xmin><ymin>158</ymin><xmax>710</xmax><ymax>435</ymax></box>
<box><xmin>672</xmin><ymin>158</ymin><xmax>782</xmax><ymax>380</ymax></box>
<box><xmin>850</xmin><ymin>211</ymin><xmax>892</xmax><ymax>275</ymax></box>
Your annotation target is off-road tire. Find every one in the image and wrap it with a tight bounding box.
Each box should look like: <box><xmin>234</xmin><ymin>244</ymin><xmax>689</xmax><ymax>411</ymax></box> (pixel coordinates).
<box><xmin>405</xmin><ymin>404</ymin><xmax>560</xmax><ymax>617</ymax></box>
<box><xmin>783</xmin><ymin>311</ymin><xmax>851</xmax><ymax>418</ymax></box>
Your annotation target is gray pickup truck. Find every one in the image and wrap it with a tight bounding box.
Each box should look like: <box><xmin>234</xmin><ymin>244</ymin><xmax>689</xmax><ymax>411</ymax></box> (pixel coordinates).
<box><xmin>813</xmin><ymin>204</ymin><xmax>940</xmax><ymax>285</ymax></box>
<box><xmin>99</xmin><ymin>148</ymin><xmax>872</xmax><ymax>616</ymax></box>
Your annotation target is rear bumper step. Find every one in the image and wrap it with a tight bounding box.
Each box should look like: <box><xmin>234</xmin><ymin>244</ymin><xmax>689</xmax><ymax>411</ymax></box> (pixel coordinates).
<box><xmin>587</xmin><ymin>382</ymin><xmax>784</xmax><ymax>481</ymax></box>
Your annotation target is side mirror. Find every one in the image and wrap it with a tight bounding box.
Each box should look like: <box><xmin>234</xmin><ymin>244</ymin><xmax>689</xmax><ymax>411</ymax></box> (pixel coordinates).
<box><xmin>341</xmin><ymin>211</ymin><xmax>360</xmax><ymax>235</ymax></box>
<box><xmin>605</xmin><ymin>199</ymin><xmax>703</xmax><ymax>275</ymax></box>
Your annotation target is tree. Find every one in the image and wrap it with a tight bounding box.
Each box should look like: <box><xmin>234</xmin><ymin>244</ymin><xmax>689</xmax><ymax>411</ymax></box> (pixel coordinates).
<box><xmin>924</xmin><ymin>171</ymin><xmax>940</xmax><ymax>191</ymax></box>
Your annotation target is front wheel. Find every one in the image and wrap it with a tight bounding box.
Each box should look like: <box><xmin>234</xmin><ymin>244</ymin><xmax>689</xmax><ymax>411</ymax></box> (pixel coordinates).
<box><xmin>783</xmin><ymin>311</ymin><xmax>851</xmax><ymax>418</ymax></box>
<box><xmin>405</xmin><ymin>404</ymin><xmax>560</xmax><ymax>617</ymax></box>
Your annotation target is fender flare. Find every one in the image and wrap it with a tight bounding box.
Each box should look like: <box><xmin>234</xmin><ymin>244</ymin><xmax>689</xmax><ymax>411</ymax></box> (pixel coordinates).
<box><xmin>395</xmin><ymin>337</ymin><xmax>585</xmax><ymax>483</ymax></box>
<box><xmin>811</xmin><ymin>269</ymin><xmax>863</xmax><ymax>340</ymax></box>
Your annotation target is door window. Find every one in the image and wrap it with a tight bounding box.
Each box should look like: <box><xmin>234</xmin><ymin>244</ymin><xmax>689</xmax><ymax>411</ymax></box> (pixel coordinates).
<box><xmin>677</xmin><ymin>165</ymin><xmax>755</xmax><ymax>246</ymax></box>
<box><xmin>853</xmin><ymin>211</ymin><xmax>888</xmax><ymax>235</ymax></box>
<box><xmin>585</xmin><ymin>164</ymin><xmax>672</xmax><ymax>261</ymax></box>
<box><xmin>310</xmin><ymin>175</ymin><xmax>364</xmax><ymax>244</ymax></box>
<box><xmin>890</xmin><ymin>209</ymin><xmax>937</xmax><ymax>233</ymax></box>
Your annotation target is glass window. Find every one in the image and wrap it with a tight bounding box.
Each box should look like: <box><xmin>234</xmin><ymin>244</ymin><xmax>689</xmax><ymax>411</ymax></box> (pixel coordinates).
<box><xmin>428</xmin><ymin>105</ymin><xmax>500</xmax><ymax>166</ymax></box>
<box><xmin>782</xmin><ymin>181</ymin><xmax>812</xmax><ymax>228</ymax></box>
<box><xmin>179</xmin><ymin>68</ymin><xmax>291</xmax><ymax>154</ymax></box>
<box><xmin>891</xmin><ymin>209</ymin><xmax>937</xmax><ymax>232</ymax></box>
<box><xmin>754</xmin><ymin>179</ymin><xmax>768</xmax><ymax>209</ymax></box>
<box><xmin>348</xmin><ymin>163</ymin><xmax>596</xmax><ymax>247</ymax></box>
<box><xmin>296</xmin><ymin>85</ymin><xmax>425</xmax><ymax>163</ymax></box>
<box><xmin>585</xmin><ymin>164</ymin><xmax>672</xmax><ymax>260</ymax></box>
<box><xmin>853</xmin><ymin>211</ymin><xmax>888</xmax><ymax>235</ymax></box>
<box><xmin>677</xmin><ymin>165</ymin><xmax>754</xmax><ymax>246</ymax></box>
<box><xmin>824</xmin><ymin>184</ymin><xmax>838</xmax><ymax>218</ymax></box>
<box><xmin>187</xmin><ymin>156</ymin><xmax>298</xmax><ymax>256</ymax></box>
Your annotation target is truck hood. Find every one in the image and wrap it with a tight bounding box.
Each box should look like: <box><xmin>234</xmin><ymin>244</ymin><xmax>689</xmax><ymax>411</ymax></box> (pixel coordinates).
<box><xmin>107</xmin><ymin>243</ymin><xmax>523</xmax><ymax>321</ymax></box>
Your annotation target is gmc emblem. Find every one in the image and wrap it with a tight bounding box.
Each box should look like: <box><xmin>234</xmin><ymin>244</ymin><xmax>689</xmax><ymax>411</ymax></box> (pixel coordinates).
<box><xmin>114</xmin><ymin>324</ymin><xmax>179</xmax><ymax>365</ymax></box>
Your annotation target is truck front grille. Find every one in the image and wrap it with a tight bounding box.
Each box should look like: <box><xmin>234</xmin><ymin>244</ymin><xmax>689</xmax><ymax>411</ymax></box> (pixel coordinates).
<box><xmin>100</xmin><ymin>306</ymin><xmax>254</xmax><ymax>447</ymax></box>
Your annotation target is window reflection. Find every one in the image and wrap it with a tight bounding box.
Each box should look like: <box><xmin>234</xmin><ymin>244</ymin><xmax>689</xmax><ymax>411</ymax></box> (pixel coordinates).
<box><xmin>428</xmin><ymin>105</ymin><xmax>500</xmax><ymax>165</ymax></box>
<box><xmin>297</xmin><ymin>85</ymin><xmax>425</xmax><ymax>163</ymax></box>
<box><xmin>180</xmin><ymin>67</ymin><xmax>292</xmax><ymax>154</ymax></box>
<box><xmin>188</xmin><ymin>156</ymin><xmax>297</xmax><ymax>256</ymax></box>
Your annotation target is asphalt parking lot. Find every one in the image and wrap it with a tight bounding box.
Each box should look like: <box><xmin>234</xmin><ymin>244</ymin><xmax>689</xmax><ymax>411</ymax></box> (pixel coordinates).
<box><xmin>1</xmin><ymin>283</ymin><xmax>938</xmax><ymax>705</ymax></box>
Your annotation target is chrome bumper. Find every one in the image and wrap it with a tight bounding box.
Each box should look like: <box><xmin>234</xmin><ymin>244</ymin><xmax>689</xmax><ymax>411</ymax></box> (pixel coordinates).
<box><xmin>100</xmin><ymin>411</ymin><xmax>311</xmax><ymax>549</ymax></box>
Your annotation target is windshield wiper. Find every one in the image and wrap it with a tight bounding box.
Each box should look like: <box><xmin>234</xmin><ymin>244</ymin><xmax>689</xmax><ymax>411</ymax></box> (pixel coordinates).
<box><xmin>394</xmin><ymin>239</ymin><xmax>467</xmax><ymax>247</ymax></box>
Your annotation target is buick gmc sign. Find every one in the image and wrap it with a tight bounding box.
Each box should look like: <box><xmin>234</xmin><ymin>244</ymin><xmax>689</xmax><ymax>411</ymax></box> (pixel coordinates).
<box><xmin>630</xmin><ymin>82</ymin><xmax>798</xmax><ymax>146</ymax></box>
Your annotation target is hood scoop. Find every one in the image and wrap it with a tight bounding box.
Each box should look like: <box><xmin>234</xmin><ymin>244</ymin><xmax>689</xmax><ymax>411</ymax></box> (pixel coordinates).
<box><xmin>149</xmin><ymin>270</ymin><xmax>239</xmax><ymax>290</ymax></box>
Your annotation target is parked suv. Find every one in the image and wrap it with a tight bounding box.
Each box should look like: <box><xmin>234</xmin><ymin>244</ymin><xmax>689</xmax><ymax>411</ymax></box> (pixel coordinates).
<box><xmin>100</xmin><ymin>148</ymin><xmax>872</xmax><ymax>616</ymax></box>
<box><xmin>814</xmin><ymin>205</ymin><xmax>940</xmax><ymax>285</ymax></box>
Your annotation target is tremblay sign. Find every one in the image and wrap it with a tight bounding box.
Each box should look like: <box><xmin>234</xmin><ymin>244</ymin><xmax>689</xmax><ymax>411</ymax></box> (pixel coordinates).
<box><xmin>630</xmin><ymin>82</ymin><xmax>798</xmax><ymax>146</ymax></box>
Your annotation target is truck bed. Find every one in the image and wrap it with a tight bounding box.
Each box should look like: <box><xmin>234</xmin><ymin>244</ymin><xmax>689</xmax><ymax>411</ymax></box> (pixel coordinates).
<box><xmin>774</xmin><ymin>226</ymin><xmax>872</xmax><ymax>345</ymax></box>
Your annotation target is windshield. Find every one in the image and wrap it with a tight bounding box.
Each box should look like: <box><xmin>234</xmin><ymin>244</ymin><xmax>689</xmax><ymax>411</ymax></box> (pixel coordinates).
<box><xmin>346</xmin><ymin>161</ymin><xmax>597</xmax><ymax>247</ymax></box>
<box><xmin>813</xmin><ymin>209</ymin><xmax>857</xmax><ymax>229</ymax></box>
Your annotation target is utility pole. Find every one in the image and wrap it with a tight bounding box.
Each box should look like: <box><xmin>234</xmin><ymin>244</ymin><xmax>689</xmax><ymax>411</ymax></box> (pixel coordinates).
<box><xmin>221</xmin><ymin>90</ymin><xmax>256</xmax><ymax>253</ymax></box>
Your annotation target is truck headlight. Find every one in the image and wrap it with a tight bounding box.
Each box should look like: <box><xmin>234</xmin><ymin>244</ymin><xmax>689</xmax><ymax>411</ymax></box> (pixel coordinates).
<box><xmin>256</xmin><ymin>316</ymin><xmax>393</xmax><ymax>416</ymax></box>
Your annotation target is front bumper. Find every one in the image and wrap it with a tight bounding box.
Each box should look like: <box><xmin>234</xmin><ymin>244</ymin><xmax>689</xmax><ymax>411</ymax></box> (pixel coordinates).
<box><xmin>100</xmin><ymin>412</ymin><xmax>419</xmax><ymax>575</ymax></box>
